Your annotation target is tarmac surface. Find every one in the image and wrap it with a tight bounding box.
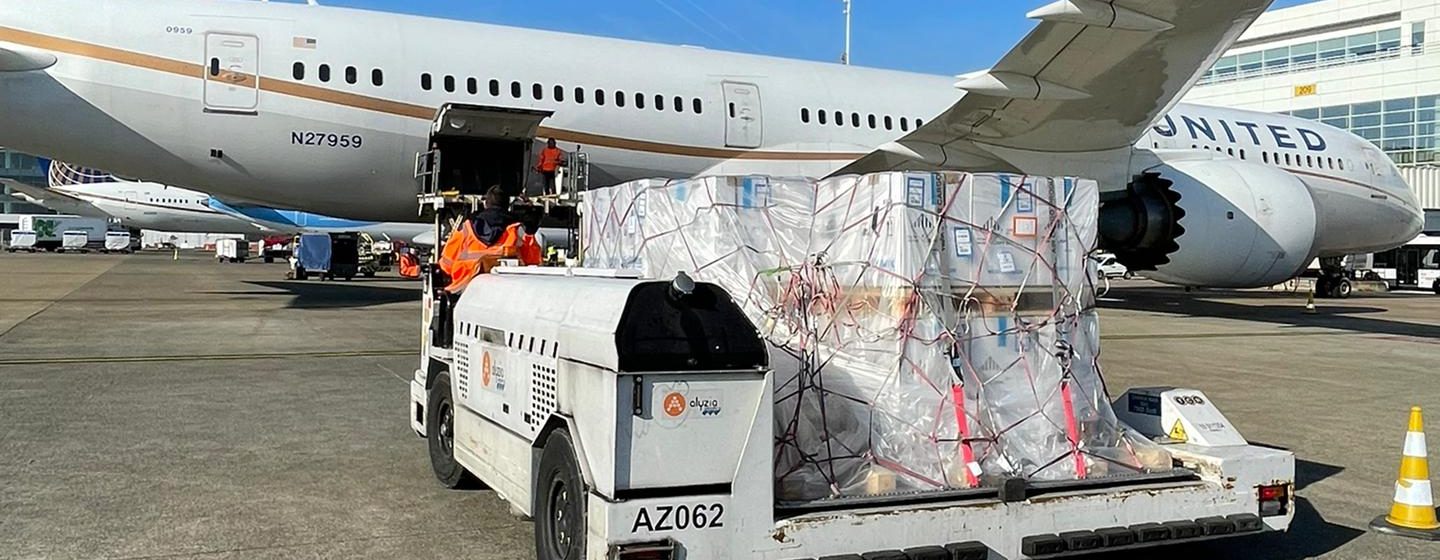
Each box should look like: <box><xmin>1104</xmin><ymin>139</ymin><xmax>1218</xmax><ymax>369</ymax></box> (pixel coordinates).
<box><xmin>2</xmin><ymin>251</ymin><xmax>1439</xmax><ymax>559</ymax></box>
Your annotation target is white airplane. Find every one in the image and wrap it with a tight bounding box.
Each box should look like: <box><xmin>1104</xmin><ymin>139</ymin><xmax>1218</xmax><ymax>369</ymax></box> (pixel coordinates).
<box><xmin>4</xmin><ymin>160</ymin><xmax>432</xmax><ymax>241</ymax></box>
<box><xmin>3</xmin><ymin>165</ymin><xmax>266</xmax><ymax>235</ymax></box>
<box><xmin>0</xmin><ymin>0</ymin><xmax>1424</xmax><ymax>288</ymax></box>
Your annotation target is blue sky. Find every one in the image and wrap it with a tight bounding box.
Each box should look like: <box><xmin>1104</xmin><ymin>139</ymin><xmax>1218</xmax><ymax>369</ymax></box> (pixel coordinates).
<box><xmin>323</xmin><ymin>0</ymin><xmax>1317</xmax><ymax>75</ymax></box>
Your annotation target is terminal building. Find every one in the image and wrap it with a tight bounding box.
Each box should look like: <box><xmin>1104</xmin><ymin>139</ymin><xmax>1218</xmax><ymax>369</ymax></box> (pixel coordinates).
<box><xmin>1184</xmin><ymin>0</ymin><xmax>1440</xmax><ymax>233</ymax></box>
<box><xmin>0</xmin><ymin>147</ymin><xmax>53</xmax><ymax>238</ymax></box>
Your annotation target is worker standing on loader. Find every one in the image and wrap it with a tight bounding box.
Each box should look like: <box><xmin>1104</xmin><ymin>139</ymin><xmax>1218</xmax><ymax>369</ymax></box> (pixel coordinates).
<box><xmin>438</xmin><ymin>186</ymin><xmax>542</xmax><ymax>293</ymax></box>
<box><xmin>535</xmin><ymin>138</ymin><xmax>565</xmax><ymax>193</ymax></box>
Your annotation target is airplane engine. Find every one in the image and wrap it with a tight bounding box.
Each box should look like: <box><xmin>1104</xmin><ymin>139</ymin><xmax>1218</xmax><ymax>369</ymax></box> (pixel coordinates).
<box><xmin>1099</xmin><ymin>159</ymin><xmax>1318</xmax><ymax>288</ymax></box>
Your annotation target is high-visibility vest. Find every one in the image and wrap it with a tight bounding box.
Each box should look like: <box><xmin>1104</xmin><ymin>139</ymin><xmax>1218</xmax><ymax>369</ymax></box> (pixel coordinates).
<box><xmin>537</xmin><ymin>147</ymin><xmax>564</xmax><ymax>173</ymax></box>
<box><xmin>439</xmin><ymin>220</ymin><xmax>542</xmax><ymax>293</ymax></box>
<box><xmin>398</xmin><ymin>252</ymin><xmax>421</xmax><ymax>279</ymax></box>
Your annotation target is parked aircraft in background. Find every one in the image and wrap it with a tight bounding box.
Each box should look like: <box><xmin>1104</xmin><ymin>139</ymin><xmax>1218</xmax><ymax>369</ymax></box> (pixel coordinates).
<box><xmin>0</xmin><ymin>0</ymin><xmax>1422</xmax><ymax>288</ymax></box>
<box><xmin>3</xmin><ymin>160</ymin><xmax>430</xmax><ymax>242</ymax></box>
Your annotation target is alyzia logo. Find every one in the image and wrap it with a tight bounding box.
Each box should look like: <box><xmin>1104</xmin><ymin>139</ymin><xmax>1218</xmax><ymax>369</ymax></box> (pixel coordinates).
<box><xmin>690</xmin><ymin>397</ymin><xmax>721</xmax><ymax>417</ymax></box>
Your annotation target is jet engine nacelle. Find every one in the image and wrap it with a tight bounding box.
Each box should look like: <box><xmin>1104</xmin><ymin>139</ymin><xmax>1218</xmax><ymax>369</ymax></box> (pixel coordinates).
<box><xmin>1101</xmin><ymin>159</ymin><xmax>1318</xmax><ymax>288</ymax></box>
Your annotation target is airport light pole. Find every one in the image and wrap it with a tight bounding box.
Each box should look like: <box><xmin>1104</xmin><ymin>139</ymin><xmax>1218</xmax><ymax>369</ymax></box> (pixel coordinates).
<box><xmin>841</xmin><ymin>0</ymin><xmax>852</xmax><ymax>65</ymax></box>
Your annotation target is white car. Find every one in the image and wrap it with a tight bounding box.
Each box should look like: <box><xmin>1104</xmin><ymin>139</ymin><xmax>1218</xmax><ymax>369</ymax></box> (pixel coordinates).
<box><xmin>1094</xmin><ymin>254</ymin><xmax>1133</xmax><ymax>279</ymax></box>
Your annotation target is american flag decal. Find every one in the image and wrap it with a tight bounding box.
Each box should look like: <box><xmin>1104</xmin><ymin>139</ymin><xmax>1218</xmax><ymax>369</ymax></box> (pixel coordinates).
<box><xmin>292</xmin><ymin>37</ymin><xmax>317</xmax><ymax>49</ymax></box>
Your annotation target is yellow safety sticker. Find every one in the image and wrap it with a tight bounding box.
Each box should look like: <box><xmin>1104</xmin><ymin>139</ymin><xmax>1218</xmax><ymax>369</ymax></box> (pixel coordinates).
<box><xmin>1169</xmin><ymin>420</ymin><xmax>1189</xmax><ymax>442</ymax></box>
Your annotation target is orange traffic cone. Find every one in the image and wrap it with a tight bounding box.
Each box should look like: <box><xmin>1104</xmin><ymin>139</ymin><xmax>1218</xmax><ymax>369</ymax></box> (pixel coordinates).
<box><xmin>1371</xmin><ymin>407</ymin><xmax>1440</xmax><ymax>540</ymax></box>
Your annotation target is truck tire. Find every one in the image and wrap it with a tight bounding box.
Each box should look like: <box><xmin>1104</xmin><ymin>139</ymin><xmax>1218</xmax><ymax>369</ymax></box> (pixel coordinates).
<box><xmin>1332</xmin><ymin>280</ymin><xmax>1352</xmax><ymax>299</ymax></box>
<box><xmin>426</xmin><ymin>373</ymin><xmax>478</xmax><ymax>489</ymax></box>
<box><xmin>1433</xmin><ymin>280</ymin><xmax>1439</xmax><ymax>295</ymax></box>
<box><xmin>535</xmin><ymin>428</ymin><xmax>586</xmax><ymax>560</ymax></box>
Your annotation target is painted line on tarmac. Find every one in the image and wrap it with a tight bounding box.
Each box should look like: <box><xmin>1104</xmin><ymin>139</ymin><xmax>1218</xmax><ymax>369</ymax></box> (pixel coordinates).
<box><xmin>1103</xmin><ymin>331</ymin><xmax>1349</xmax><ymax>341</ymax></box>
<box><xmin>0</xmin><ymin>349</ymin><xmax>416</xmax><ymax>366</ymax></box>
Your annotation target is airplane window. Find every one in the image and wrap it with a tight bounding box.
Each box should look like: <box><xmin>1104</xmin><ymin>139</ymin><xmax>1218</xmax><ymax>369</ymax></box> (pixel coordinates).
<box><xmin>851</xmin><ymin>113</ymin><xmax>860</xmax><ymax>127</ymax></box>
<box><xmin>818</xmin><ymin>110</ymin><xmax>828</xmax><ymax>125</ymax></box>
<box><xmin>555</xmin><ymin>85</ymin><xmax>565</xmax><ymax>102</ymax></box>
<box><xmin>1306</xmin><ymin>155</ymin><xmax>1314</xmax><ymax>167</ymax></box>
<box><xmin>372</xmin><ymin>69</ymin><xmax>384</xmax><ymax>87</ymax></box>
<box><xmin>443</xmin><ymin>75</ymin><xmax>455</xmax><ymax>93</ymax></box>
<box><xmin>1284</xmin><ymin>153</ymin><xmax>1292</xmax><ymax>165</ymax></box>
<box><xmin>467</xmin><ymin>78</ymin><xmax>478</xmax><ymax>95</ymax></box>
<box><xmin>490</xmin><ymin>80</ymin><xmax>500</xmax><ymax>96</ymax></box>
<box><xmin>834</xmin><ymin>111</ymin><xmax>843</xmax><ymax>127</ymax></box>
<box><xmin>674</xmin><ymin>96</ymin><xmax>683</xmax><ymax>112</ymax></box>
<box><xmin>345</xmin><ymin>66</ymin><xmax>357</xmax><ymax>85</ymax></box>
<box><xmin>1328</xmin><ymin>157</ymin><xmax>1335</xmax><ymax>169</ymax></box>
<box><xmin>209</xmin><ymin>58</ymin><xmax>221</xmax><ymax>77</ymax></box>
<box><xmin>656</xmin><ymin>94</ymin><xmax>665</xmax><ymax>111</ymax></box>
<box><xmin>319</xmin><ymin>64</ymin><xmax>331</xmax><ymax>83</ymax></box>
<box><xmin>693</xmin><ymin>98</ymin><xmax>703</xmax><ymax>114</ymax></box>
<box><xmin>884</xmin><ymin>115</ymin><xmax>894</xmax><ymax>130</ymax></box>
<box><xmin>596</xmin><ymin>89</ymin><xmax>606</xmax><ymax>106</ymax></box>
<box><xmin>575</xmin><ymin>87</ymin><xmax>586</xmax><ymax>104</ymax></box>
<box><xmin>511</xmin><ymin>81</ymin><xmax>522</xmax><ymax>99</ymax></box>
<box><xmin>1339</xmin><ymin>159</ymin><xmax>1345</xmax><ymax>170</ymax></box>
<box><xmin>801</xmin><ymin>108</ymin><xmax>810</xmax><ymax>123</ymax></box>
<box><xmin>533</xmin><ymin>83</ymin><xmax>543</xmax><ymax>100</ymax></box>
<box><xmin>635</xmin><ymin>93</ymin><xmax>645</xmax><ymax>109</ymax></box>
<box><xmin>292</xmin><ymin>62</ymin><xmax>305</xmax><ymax>81</ymax></box>
<box><xmin>421</xmin><ymin>73</ymin><xmax>432</xmax><ymax>90</ymax></box>
<box><xmin>616</xmin><ymin>91</ymin><xmax>627</xmax><ymax>108</ymax></box>
<box><xmin>901</xmin><ymin>117</ymin><xmax>910</xmax><ymax>131</ymax></box>
<box><xmin>1227</xmin><ymin>147</ymin><xmax>1234</xmax><ymax>156</ymax></box>
<box><xmin>916</xmin><ymin>118</ymin><xmax>924</xmax><ymax>127</ymax></box>
<box><xmin>868</xmin><ymin>114</ymin><xmax>877</xmax><ymax>129</ymax></box>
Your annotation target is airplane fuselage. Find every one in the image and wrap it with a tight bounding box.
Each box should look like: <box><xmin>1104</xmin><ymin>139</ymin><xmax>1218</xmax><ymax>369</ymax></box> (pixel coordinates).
<box><xmin>0</xmin><ymin>0</ymin><xmax>1421</xmax><ymax>257</ymax></box>
<box><xmin>55</xmin><ymin>183</ymin><xmax>263</xmax><ymax>235</ymax></box>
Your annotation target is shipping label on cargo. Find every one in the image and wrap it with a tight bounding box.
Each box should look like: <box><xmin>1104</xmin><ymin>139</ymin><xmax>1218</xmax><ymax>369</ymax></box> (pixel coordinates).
<box><xmin>906</xmin><ymin>176</ymin><xmax>927</xmax><ymax>207</ymax></box>
<box><xmin>1017</xmin><ymin>192</ymin><xmax>1035</xmax><ymax>214</ymax></box>
<box><xmin>953</xmin><ymin>227</ymin><xmax>973</xmax><ymax>257</ymax></box>
<box><xmin>1013</xmin><ymin>216</ymin><xmax>1038</xmax><ymax>238</ymax></box>
<box><xmin>991</xmin><ymin>249</ymin><xmax>1018</xmax><ymax>274</ymax></box>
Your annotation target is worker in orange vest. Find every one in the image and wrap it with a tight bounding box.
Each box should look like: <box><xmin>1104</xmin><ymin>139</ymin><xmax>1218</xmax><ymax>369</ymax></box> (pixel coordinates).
<box><xmin>398</xmin><ymin>247</ymin><xmax>421</xmax><ymax>280</ymax></box>
<box><xmin>535</xmin><ymin>138</ymin><xmax>565</xmax><ymax>193</ymax></box>
<box><xmin>438</xmin><ymin>186</ymin><xmax>542</xmax><ymax>293</ymax></box>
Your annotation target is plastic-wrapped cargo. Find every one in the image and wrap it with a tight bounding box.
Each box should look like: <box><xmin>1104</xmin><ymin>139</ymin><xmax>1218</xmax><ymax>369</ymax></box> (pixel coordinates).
<box><xmin>582</xmin><ymin>172</ymin><xmax>1169</xmax><ymax>502</ymax></box>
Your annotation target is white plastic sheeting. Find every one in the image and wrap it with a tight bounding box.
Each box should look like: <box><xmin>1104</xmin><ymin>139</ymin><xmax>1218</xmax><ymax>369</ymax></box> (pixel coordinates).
<box><xmin>583</xmin><ymin>173</ymin><xmax>1168</xmax><ymax>501</ymax></box>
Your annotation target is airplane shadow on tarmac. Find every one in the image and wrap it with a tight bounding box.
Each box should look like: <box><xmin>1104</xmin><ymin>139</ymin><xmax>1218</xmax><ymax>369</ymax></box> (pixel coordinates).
<box><xmin>1099</xmin><ymin>286</ymin><xmax>1440</xmax><ymax>340</ymax></box>
<box><xmin>1103</xmin><ymin>459</ymin><xmax>1361</xmax><ymax>560</ymax></box>
<box><xmin>202</xmin><ymin>280</ymin><xmax>422</xmax><ymax>309</ymax></box>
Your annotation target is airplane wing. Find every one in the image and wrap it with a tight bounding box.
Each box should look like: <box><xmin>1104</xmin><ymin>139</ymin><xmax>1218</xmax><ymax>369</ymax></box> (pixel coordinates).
<box><xmin>830</xmin><ymin>0</ymin><xmax>1273</xmax><ymax>187</ymax></box>
<box><xmin>0</xmin><ymin>179</ymin><xmax>112</xmax><ymax>218</ymax></box>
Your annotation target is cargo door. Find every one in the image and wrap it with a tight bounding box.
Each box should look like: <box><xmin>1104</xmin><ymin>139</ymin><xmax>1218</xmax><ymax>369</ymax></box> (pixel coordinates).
<box><xmin>723</xmin><ymin>82</ymin><xmax>762</xmax><ymax>149</ymax></box>
<box><xmin>204</xmin><ymin>33</ymin><xmax>260</xmax><ymax>114</ymax></box>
